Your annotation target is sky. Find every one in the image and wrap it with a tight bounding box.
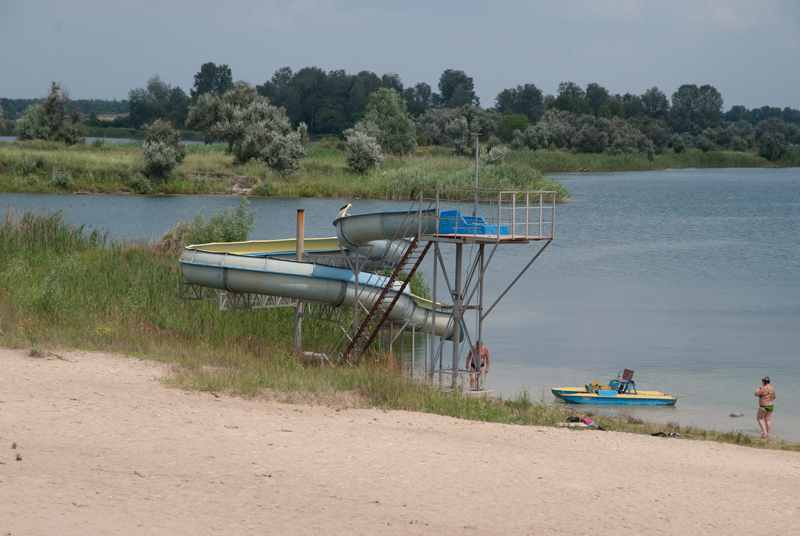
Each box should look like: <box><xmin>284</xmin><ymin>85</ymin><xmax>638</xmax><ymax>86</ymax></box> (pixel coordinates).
<box><xmin>1</xmin><ymin>0</ymin><xmax>799</xmax><ymax>111</ymax></box>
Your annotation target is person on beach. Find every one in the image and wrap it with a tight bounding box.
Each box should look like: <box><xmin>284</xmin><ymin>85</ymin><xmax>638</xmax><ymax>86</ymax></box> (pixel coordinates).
<box><xmin>755</xmin><ymin>376</ymin><xmax>776</xmax><ymax>436</ymax></box>
<box><xmin>467</xmin><ymin>343</ymin><xmax>490</xmax><ymax>390</ymax></box>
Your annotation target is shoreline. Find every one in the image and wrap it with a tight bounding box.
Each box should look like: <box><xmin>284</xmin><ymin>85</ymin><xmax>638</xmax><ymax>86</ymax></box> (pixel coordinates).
<box><xmin>2</xmin><ymin>346</ymin><xmax>798</xmax><ymax>535</ymax></box>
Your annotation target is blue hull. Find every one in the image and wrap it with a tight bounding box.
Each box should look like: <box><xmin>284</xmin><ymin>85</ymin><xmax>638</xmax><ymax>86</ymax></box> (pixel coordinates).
<box><xmin>559</xmin><ymin>393</ymin><xmax>677</xmax><ymax>406</ymax></box>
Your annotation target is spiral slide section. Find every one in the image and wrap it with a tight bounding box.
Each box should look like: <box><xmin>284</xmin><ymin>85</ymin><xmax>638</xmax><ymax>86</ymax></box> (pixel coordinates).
<box><xmin>179</xmin><ymin>208</ymin><xmax>458</xmax><ymax>340</ymax></box>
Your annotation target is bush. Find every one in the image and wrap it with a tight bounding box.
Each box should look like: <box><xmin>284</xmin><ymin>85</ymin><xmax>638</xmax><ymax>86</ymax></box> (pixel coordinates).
<box><xmin>16</xmin><ymin>83</ymin><xmax>85</xmax><ymax>145</ymax></box>
<box><xmin>345</xmin><ymin>130</ymin><xmax>384</xmax><ymax>173</ymax></box>
<box><xmin>129</xmin><ymin>172</ymin><xmax>153</xmax><ymax>194</ymax></box>
<box><xmin>186</xmin><ymin>82</ymin><xmax>307</xmax><ymax>173</ymax></box>
<box><xmin>480</xmin><ymin>146</ymin><xmax>507</xmax><ymax>166</ymax></box>
<box><xmin>696</xmin><ymin>129</ymin><xmax>717</xmax><ymax>152</ymax></box>
<box><xmin>142</xmin><ymin>120</ymin><xmax>186</xmax><ymax>180</ymax></box>
<box><xmin>50</xmin><ymin>167</ymin><xmax>74</xmax><ymax>190</ymax></box>
<box><xmin>499</xmin><ymin>111</ymin><xmax>530</xmax><ymax>143</ymax></box>
<box><xmin>670</xmin><ymin>133</ymin><xmax>686</xmax><ymax>153</ymax></box>
<box><xmin>756</xmin><ymin>133</ymin><xmax>789</xmax><ymax>161</ymax></box>
<box><xmin>161</xmin><ymin>196</ymin><xmax>257</xmax><ymax>251</ymax></box>
<box><xmin>444</xmin><ymin>116</ymin><xmax>471</xmax><ymax>154</ymax></box>
<box><xmin>143</xmin><ymin>141</ymin><xmax>184</xmax><ymax>179</ymax></box>
<box><xmin>16</xmin><ymin>153</ymin><xmax>45</xmax><ymax>175</ymax></box>
<box><xmin>416</xmin><ymin>105</ymin><xmax>501</xmax><ymax>149</ymax></box>
<box><xmin>251</xmin><ymin>178</ymin><xmax>274</xmax><ymax>196</ymax></box>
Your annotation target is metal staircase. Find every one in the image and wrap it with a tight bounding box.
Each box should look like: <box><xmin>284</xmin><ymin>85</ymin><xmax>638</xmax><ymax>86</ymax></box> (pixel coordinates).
<box><xmin>340</xmin><ymin>237</ymin><xmax>432</xmax><ymax>364</ymax></box>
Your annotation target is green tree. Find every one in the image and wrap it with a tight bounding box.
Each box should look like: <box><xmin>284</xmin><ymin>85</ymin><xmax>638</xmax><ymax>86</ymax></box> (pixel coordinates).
<box><xmin>186</xmin><ymin>81</ymin><xmax>307</xmax><ymax>173</ymax></box>
<box><xmin>619</xmin><ymin>93</ymin><xmax>645</xmax><ymax>118</ymax></box>
<box><xmin>585</xmin><ymin>83</ymin><xmax>611</xmax><ymax>116</ymax></box>
<box><xmin>548</xmin><ymin>93</ymin><xmax>591</xmax><ymax>116</ymax></box>
<box><xmin>640</xmin><ymin>87</ymin><xmax>669</xmax><ymax>119</ymax></box>
<box><xmin>499</xmin><ymin>110</ymin><xmax>530</xmax><ymax>142</ymax></box>
<box><xmin>438</xmin><ymin>69</ymin><xmax>479</xmax><ymax>108</ymax></box>
<box><xmin>363</xmin><ymin>88</ymin><xmax>416</xmax><ymax>155</ymax></box>
<box><xmin>16</xmin><ymin>82</ymin><xmax>85</xmax><ymax>144</ymax></box>
<box><xmin>597</xmin><ymin>100</ymin><xmax>624</xmax><ymax>119</ymax></box>
<box><xmin>191</xmin><ymin>62</ymin><xmax>234</xmax><ymax>99</ymax></box>
<box><xmin>129</xmin><ymin>76</ymin><xmax>191</xmax><ymax>128</ymax></box>
<box><xmin>494</xmin><ymin>83</ymin><xmax>544</xmax><ymax>123</ymax></box>
<box><xmin>557</xmin><ymin>81</ymin><xmax>585</xmax><ymax>99</ymax></box>
<box><xmin>669</xmin><ymin>84</ymin><xmax>724</xmax><ymax>134</ymax></box>
<box><xmin>403</xmin><ymin>82</ymin><xmax>434</xmax><ymax>117</ymax></box>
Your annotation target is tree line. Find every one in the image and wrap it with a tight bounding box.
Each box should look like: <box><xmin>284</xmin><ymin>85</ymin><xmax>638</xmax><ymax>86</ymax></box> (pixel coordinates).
<box><xmin>5</xmin><ymin>62</ymin><xmax>800</xmax><ymax>163</ymax></box>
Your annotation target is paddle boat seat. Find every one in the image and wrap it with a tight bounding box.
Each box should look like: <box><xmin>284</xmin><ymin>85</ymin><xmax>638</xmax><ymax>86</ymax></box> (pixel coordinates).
<box><xmin>609</xmin><ymin>369</ymin><xmax>637</xmax><ymax>394</ymax></box>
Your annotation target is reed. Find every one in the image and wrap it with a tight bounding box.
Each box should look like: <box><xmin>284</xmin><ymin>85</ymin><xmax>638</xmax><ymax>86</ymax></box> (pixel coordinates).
<box><xmin>1</xmin><ymin>208</ymin><xmax>796</xmax><ymax>451</ymax></box>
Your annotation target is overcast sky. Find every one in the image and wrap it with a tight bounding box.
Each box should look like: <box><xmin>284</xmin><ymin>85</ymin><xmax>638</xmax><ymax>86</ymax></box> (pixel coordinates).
<box><xmin>1</xmin><ymin>0</ymin><xmax>799</xmax><ymax>111</ymax></box>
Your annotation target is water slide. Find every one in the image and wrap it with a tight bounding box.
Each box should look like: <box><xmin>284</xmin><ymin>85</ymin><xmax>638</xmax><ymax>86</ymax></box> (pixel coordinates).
<box><xmin>179</xmin><ymin>205</ymin><xmax>460</xmax><ymax>340</ymax></box>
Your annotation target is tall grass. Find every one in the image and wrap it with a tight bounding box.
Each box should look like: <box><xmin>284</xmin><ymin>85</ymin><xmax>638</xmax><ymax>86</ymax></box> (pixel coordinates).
<box><xmin>5</xmin><ymin>138</ymin><xmax>793</xmax><ymax>199</ymax></box>
<box><xmin>1</xmin><ymin>208</ymin><xmax>797</xmax><ymax>452</ymax></box>
<box><xmin>0</xmin><ymin>141</ymin><xmax>571</xmax><ymax>199</ymax></box>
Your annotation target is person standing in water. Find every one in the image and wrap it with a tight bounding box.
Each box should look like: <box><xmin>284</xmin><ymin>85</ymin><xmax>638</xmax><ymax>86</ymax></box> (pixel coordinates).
<box><xmin>755</xmin><ymin>376</ymin><xmax>776</xmax><ymax>436</ymax></box>
<box><xmin>467</xmin><ymin>343</ymin><xmax>490</xmax><ymax>390</ymax></box>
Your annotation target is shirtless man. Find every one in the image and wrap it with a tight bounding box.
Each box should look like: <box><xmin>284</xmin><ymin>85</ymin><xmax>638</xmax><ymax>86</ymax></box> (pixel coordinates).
<box><xmin>755</xmin><ymin>376</ymin><xmax>777</xmax><ymax>436</ymax></box>
<box><xmin>467</xmin><ymin>343</ymin><xmax>490</xmax><ymax>390</ymax></box>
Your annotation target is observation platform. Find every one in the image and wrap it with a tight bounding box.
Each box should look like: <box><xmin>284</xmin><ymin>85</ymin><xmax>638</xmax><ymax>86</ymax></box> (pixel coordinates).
<box><xmin>413</xmin><ymin>189</ymin><xmax>555</xmax><ymax>245</ymax></box>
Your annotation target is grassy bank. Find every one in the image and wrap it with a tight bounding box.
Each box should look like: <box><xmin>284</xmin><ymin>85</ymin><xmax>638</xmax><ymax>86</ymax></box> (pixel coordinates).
<box><xmin>81</xmin><ymin>127</ymin><xmax>205</xmax><ymax>141</ymax></box>
<box><xmin>1</xmin><ymin>208</ymin><xmax>796</xmax><ymax>452</ymax></box>
<box><xmin>4</xmin><ymin>137</ymin><xmax>797</xmax><ymax>200</ymax></box>
<box><xmin>0</xmin><ymin>140</ymin><xmax>570</xmax><ymax>199</ymax></box>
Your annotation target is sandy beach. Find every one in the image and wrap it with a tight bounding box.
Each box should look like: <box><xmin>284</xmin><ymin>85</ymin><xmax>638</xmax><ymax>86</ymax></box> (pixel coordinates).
<box><xmin>1</xmin><ymin>347</ymin><xmax>798</xmax><ymax>535</ymax></box>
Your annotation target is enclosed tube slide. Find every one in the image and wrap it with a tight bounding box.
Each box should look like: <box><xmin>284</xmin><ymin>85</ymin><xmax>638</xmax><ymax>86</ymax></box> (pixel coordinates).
<box><xmin>333</xmin><ymin>204</ymin><xmax>438</xmax><ymax>264</ymax></box>
<box><xmin>179</xmin><ymin>207</ymin><xmax>458</xmax><ymax>340</ymax></box>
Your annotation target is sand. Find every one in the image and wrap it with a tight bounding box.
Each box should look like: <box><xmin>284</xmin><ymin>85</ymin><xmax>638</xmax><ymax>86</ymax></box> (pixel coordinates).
<box><xmin>1</xmin><ymin>347</ymin><xmax>798</xmax><ymax>535</ymax></box>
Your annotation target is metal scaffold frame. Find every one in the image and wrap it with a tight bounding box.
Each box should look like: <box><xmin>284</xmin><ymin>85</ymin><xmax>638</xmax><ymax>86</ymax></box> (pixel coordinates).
<box><xmin>410</xmin><ymin>188</ymin><xmax>555</xmax><ymax>390</ymax></box>
<box><xmin>178</xmin><ymin>186</ymin><xmax>555</xmax><ymax>394</ymax></box>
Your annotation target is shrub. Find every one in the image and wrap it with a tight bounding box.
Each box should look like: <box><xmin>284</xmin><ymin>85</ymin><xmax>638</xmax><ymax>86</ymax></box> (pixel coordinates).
<box><xmin>251</xmin><ymin>178</ymin><xmax>274</xmax><ymax>196</ymax></box>
<box><xmin>142</xmin><ymin>120</ymin><xmax>186</xmax><ymax>180</ymax></box>
<box><xmin>129</xmin><ymin>172</ymin><xmax>153</xmax><ymax>194</ymax></box>
<box><xmin>16</xmin><ymin>82</ymin><xmax>85</xmax><ymax>145</ymax></box>
<box><xmin>186</xmin><ymin>81</ymin><xmax>307</xmax><ymax>173</ymax></box>
<box><xmin>444</xmin><ymin>116</ymin><xmax>471</xmax><ymax>154</ymax></box>
<box><xmin>696</xmin><ymin>129</ymin><xmax>717</xmax><ymax>152</ymax></box>
<box><xmin>480</xmin><ymin>146</ymin><xmax>507</xmax><ymax>166</ymax></box>
<box><xmin>345</xmin><ymin>130</ymin><xmax>384</xmax><ymax>173</ymax></box>
<box><xmin>161</xmin><ymin>197</ymin><xmax>257</xmax><ymax>251</ymax></box>
<box><xmin>143</xmin><ymin>141</ymin><xmax>184</xmax><ymax>179</ymax></box>
<box><xmin>50</xmin><ymin>167</ymin><xmax>74</xmax><ymax>189</ymax></box>
<box><xmin>670</xmin><ymin>133</ymin><xmax>686</xmax><ymax>153</ymax></box>
<box><xmin>16</xmin><ymin>153</ymin><xmax>45</xmax><ymax>175</ymax></box>
<box><xmin>416</xmin><ymin>105</ymin><xmax>500</xmax><ymax>149</ymax></box>
<box><xmin>756</xmin><ymin>133</ymin><xmax>789</xmax><ymax>161</ymax></box>
<box><xmin>499</xmin><ymin>111</ymin><xmax>530</xmax><ymax>142</ymax></box>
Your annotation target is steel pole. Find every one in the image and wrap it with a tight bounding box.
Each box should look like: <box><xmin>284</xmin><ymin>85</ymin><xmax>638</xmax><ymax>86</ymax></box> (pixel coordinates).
<box><xmin>293</xmin><ymin>209</ymin><xmax>305</xmax><ymax>350</ymax></box>
<box><xmin>473</xmin><ymin>133</ymin><xmax>481</xmax><ymax>217</ymax></box>
<box><xmin>452</xmin><ymin>243</ymin><xmax>463</xmax><ymax>389</ymax></box>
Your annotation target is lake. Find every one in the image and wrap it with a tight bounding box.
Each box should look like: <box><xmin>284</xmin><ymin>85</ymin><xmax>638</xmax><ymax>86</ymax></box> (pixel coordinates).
<box><xmin>2</xmin><ymin>167</ymin><xmax>798</xmax><ymax>441</ymax></box>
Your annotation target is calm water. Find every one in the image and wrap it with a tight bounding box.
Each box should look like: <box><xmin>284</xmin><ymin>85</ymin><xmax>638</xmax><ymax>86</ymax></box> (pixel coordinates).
<box><xmin>2</xmin><ymin>167</ymin><xmax>798</xmax><ymax>441</ymax></box>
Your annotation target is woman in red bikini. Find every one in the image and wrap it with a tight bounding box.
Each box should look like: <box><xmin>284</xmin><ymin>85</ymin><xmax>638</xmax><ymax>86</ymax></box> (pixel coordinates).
<box><xmin>755</xmin><ymin>376</ymin><xmax>776</xmax><ymax>436</ymax></box>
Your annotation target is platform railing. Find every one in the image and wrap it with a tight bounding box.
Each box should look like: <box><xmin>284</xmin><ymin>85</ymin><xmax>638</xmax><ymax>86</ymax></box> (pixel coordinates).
<box><xmin>413</xmin><ymin>189</ymin><xmax>555</xmax><ymax>242</ymax></box>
